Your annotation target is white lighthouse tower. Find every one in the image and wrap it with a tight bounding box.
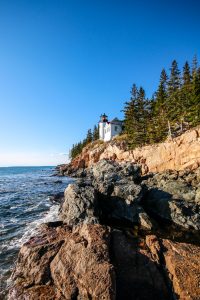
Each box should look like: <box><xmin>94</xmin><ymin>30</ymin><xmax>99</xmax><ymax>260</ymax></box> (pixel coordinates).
<box><xmin>99</xmin><ymin>113</ymin><xmax>108</xmax><ymax>140</ymax></box>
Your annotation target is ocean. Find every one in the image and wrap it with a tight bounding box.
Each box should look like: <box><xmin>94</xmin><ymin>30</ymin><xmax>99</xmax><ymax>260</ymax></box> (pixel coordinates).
<box><xmin>0</xmin><ymin>166</ymin><xmax>71</xmax><ymax>298</ymax></box>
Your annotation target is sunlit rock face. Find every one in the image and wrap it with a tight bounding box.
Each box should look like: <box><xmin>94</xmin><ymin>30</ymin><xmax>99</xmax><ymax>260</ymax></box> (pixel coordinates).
<box><xmin>59</xmin><ymin>126</ymin><xmax>200</xmax><ymax>176</ymax></box>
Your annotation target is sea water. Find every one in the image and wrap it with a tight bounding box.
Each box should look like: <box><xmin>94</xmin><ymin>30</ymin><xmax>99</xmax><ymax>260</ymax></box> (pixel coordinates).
<box><xmin>0</xmin><ymin>166</ymin><xmax>71</xmax><ymax>298</ymax></box>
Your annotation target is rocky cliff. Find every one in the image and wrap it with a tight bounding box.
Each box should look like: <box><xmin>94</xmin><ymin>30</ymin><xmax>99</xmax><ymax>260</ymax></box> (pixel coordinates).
<box><xmin>59</xmin><ymin>126</ymin><xmax>200</xmax><ymax>176</ymax></box>
<box><xmin>9</xmin><ymin>160</ymin><xmax>200</xmax><ymax>300</ymax></box>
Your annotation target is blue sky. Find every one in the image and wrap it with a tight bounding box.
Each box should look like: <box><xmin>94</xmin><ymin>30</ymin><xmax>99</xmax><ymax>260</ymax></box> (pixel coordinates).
<box><xmin>0</xmin><ymin>0</ymin><xmax>199</xmax><ymax>166</ymax></box>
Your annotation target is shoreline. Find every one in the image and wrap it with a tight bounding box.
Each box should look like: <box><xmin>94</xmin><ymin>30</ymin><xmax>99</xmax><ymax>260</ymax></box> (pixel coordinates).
<box><xmin>8</xmin><ymin>160</ymin><xmax>200</xmax><ymax>299</ymax></box>
<box><xmin>0</xmin><ymin>167</ymin><xmax>71</xmax><ymax>299</ymax></box>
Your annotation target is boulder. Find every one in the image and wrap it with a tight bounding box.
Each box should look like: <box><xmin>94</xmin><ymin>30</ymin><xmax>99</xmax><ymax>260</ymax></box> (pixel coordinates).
<box><xmin>90</xmin><ymin>159</ymin><xmax>141</xmax><ymax>183</ymax></box>
<box><xmin>51</xmin><ymin>224</ymin><xmax>115</xmax><ymax>300</ymax></box>
<box><xmin>145</xmin><ymin>170</ymin><xmax>197</xmax><ymax>202</ymax></box>
<box><xmin>9</xmin><ymin>224</ymin><xmax>200</xmax><ymax>300</ymax></box>
<box><xmin>59</xmin><ymin>183</ymin><xmax>99</xmax><ymax>225</ymax></box>
<box><xmin>111</xmin><ymin>179</ymin><xmax>143</xmax><ymax>204</ymax></box>
<box><xmin>138</xmin><ymin>210</ymin><xmax>153</xmax><ymax>231</ymax></box>
<box><xmin>143</xmin><ymin>170</ymin><xmax>200</xmax><ymax>230</ymax></box>
<box><xmin>54</xmin><ymin>180</ymin><xmax>63</xmax><ymax>184</ymax></box>
<box><xmin>143</xmin><ymin>188</ymin><xmax>200</xmax><ymax>230</ymax></box>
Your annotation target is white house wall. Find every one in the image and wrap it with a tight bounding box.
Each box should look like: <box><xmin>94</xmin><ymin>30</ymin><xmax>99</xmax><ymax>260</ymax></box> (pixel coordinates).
<box><xmin>103</xmin><ymin>123</ymin><xmax>122</xmax><ymax>141</ymax></box>
<box><xmin>99</xmin><ymin>122</ymin><xmax>106</xmax><ymax>140</ymax></box>
<box><xmin>99</xmin><ymin>120</ymin><xmax>123</xmax><ymax>142</ymax></box>
<box><xmin>104</xmin><ymin>124</ymin><xmax>111</xmax><ymax>141</ymax></box>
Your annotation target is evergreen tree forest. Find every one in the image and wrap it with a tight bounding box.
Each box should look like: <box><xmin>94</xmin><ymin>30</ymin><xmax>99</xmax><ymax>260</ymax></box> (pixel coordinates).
<box><xmin>123</xmin><ymin>56</ymin><xmax>200</xmax><ymax>148</ymax></box>
<box><xmin>70</xmin><ymin>56</ymin><xmax>200</xmax><ymax>159</ymax></box>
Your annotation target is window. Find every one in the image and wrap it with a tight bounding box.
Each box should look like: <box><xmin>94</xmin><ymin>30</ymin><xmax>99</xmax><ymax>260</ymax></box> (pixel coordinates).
<box><xmin>115</xmin><ymin>126</ymin><xmax>118</xmax><ymax>131</ymax></box>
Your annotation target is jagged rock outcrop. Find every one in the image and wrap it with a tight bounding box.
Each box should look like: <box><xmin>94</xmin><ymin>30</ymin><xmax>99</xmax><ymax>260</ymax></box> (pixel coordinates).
<box><xmin>59</xmin><ymin>183</ymin><xmax>99</xmax><ymax>225</ymax></box>
<box><xmin>9</xmin><ymin>223</ymin><xmax>115</xmax><ymax>300</ymax></box>
<box><xmin>143</xmin><ymin>169</ymin><xmax>200</xmax><ymax>230</ymax></box>
<box><xmin>59</xmin><ymin>160</ymin><xmax>145</xmax><ymax>227</ymax></box>
<box><xmin>59</xmin><ymin>126</ymin><xmax>200</xmax><ymax>176</ymax></box>
<box><xmin>9</xmin><ymin>160</ymin><xmax>200</xmax><ymax>300</ymax></box>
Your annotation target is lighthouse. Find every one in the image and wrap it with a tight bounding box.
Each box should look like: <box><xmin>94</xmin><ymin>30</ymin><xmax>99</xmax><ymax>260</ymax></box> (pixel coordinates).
<box><xmin>99</xmin><ymin>113</ymin><xmax>123</xmax><ymax>142</ymax></box>
<box><xmin>99</xmin><ymin>113</ymin><xmax>108</xmax><ymax>140</ymax></box>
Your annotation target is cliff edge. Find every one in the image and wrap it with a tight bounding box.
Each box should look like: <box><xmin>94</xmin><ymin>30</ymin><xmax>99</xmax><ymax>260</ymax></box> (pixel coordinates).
<box><xmin>59</xmin><ymin>126</ymin><xmax>200</xmax><ymax>176</ymax></box>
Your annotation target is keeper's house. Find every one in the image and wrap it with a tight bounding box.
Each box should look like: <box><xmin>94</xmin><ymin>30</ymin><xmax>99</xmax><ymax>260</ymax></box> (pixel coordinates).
<box><xmin>99</xmin><ymin>113</ymin><xmax>123</xmax><ymax>142</ymax></box>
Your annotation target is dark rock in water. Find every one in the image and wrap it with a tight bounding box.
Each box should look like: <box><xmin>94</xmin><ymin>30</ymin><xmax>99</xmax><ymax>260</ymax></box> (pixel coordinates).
<box><xmin>49</xmin><ymin>192</ymin><xmax>64</xmax><ymax>204</ymax></box>
<box><xmin>41</xmin><ymin>221</ymin><xmax>63</xmax><ymax>228</ymax></box>
<box><xmin>54</xmin><ymin>180</ymin><xmax>63</xmax><ymax>184</ymax></box>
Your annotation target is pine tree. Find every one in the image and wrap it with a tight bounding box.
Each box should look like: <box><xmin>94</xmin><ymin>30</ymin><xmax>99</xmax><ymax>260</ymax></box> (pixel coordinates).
<box><xmin>155</xmin><ymin>69</ymin><xmax>168</xmax><ymax>110</ymax></box>
<box><xmin>135</xmin><ymin>87</ymin><xmax>148</xmax><ymax>145</ymax></box>
<box><xmin>168</xmin><ymin>60</ymin><xmax>181</xmax><ymax>95</ymax></box>
<box><xmin>192</xmin><ymin>54</ymin><xmax>198</xmax><ymax>78</ymax></box>
<box><xmin>86</xmin><ymin>129</ymin><xmax>93</xmax><ymax>144</ymax></box>
<box><xmin>123</xmin><ymin>84</ymin><xmax>139</xmax><ymax>147</ymax></box>
<box><xmin>152</xmin><ymin>69</ymin><xmax>169</xmax><ymax>141</ymax></box>
<box><xmin>180</xmin><ymin>61</ymin><xmax>192</xmax><ymax>127</ymax></box>
<box><xmin>146</xmin><ymin>97</ymin><xmax>157</xmax><ymax>144</ymax></box>
<box><xmin>92</xmin><ymin>125</ymin><xmax>99</xmax><ymax>141</ymax></box>
<box><xmin>124</xmin><ymin>84</ymin><xmax>148</xmax><ymax>148</ymax></box>
<box><xmin>183</xmin><ymin>61</ymin><xmax>191</xmax><ymax>86</ymax></box>
<box><xmin>166</xmin><ymin>60</ymin><xmax>183</xmax><ymax>132</ymax></box>
<box><xmin>189</xmin><ymin>67</ymin><xmax>200</xmax><ymax>125</ymax></box>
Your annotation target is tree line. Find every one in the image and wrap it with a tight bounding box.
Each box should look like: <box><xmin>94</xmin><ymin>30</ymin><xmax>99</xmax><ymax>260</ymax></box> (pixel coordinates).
<box><xmin>69</xmin><ymin>125</ymin><xmax>99</xmax><ymax>159</ymax></box>
<box><xmin>123</xmin><ymin>55</ymin><xmax>200</xmax><ymax>148</ymax></box>
<box><xmin>69</xmin><ymin>55</ymin><xmax>200</xmax><ymax>159</ymax></box>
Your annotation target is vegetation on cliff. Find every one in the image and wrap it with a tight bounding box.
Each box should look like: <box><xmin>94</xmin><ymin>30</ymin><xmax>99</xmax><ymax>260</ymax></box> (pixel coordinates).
<box><xmin>70</xmin><ymin>55</ymin><xmax>200</xmax><ymax>158</ymax></box>
<box><xmin>124</xmin><ymin>55</ymin><xmax>200</xmax><ymax>148</ymax></box>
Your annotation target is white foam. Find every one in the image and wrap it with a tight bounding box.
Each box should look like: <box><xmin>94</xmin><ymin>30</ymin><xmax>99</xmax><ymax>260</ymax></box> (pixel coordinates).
<box><xmin>23</xmin><ymin>201</ymin><xmax>43</xmax><ymax>212</ymax></box>
<box><xmin>6</xmin><ymin>205</ymin><xmax>60</xmax><ymax>250</ymax></box>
